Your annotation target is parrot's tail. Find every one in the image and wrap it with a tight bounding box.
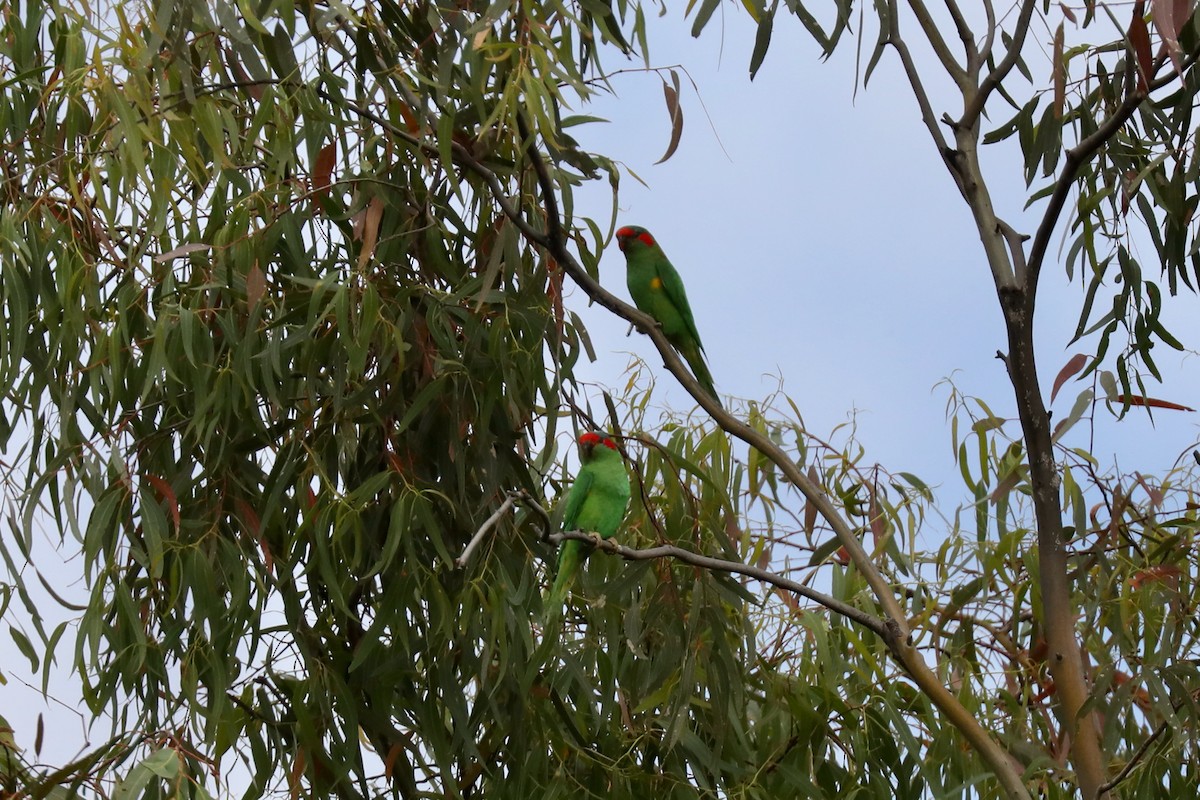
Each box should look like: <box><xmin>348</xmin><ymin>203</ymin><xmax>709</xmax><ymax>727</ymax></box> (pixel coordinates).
<box><xmin>679</xmin><ymin>340</ymin><xmax>721</xmax><ymax>407</ymax></box>
<box><xmin>547</xmin><ymin>539</ymin><xmax>586</xmax><ymax>612</ymax></box>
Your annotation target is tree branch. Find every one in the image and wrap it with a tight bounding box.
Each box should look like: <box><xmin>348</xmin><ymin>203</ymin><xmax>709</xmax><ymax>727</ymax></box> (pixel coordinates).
<box><xmin>1097</xmin><ymin>718</ymin><xmax>1169</xmax><ymax>796</ymax></box>
<box><xmin>1024</xmin><ymin>90</ymin><xmax>1145</xmax><ymax>302</ymax></box>
<box><xmin>943</xmin><ymin>0</ymin><xmax>978</xmax><ymax>73</ymax></box>
<box><xmin>906</xmin><ymin>0</ymin><xmax>969</xmax><ymax>87</ymax></box>
<box><xmin>960</xmin><ymin>0</ymin><xmax>1037</xmax><ymax>132</ymax></box>
<box><xmin>548</xmin><ymin>530</ymin><xmax>889</xmax><ymax>636</ymax></box>
<box><xmin>888</xmin><ymin>1</ymin><xmax>956</xmax><ymax>161</ymax></box>
<box><xmin>456</xmin><ymin>492</ymin><xmax>520</xmax><ymax>568</ymax></box>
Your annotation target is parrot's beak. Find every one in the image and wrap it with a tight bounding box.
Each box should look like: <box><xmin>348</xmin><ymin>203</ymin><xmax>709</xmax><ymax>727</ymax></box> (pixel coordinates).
<box><xmin>616</xmin><ymin>236</ymin><xmax>626</xmax><ymax>252</ymax></box>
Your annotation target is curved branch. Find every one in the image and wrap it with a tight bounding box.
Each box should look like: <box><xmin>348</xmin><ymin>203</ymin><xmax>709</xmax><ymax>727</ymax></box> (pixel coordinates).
<box><xmin>549</xmin><ymin>530</ymin><xmax>889</xmax><ymax>636</ymax></box>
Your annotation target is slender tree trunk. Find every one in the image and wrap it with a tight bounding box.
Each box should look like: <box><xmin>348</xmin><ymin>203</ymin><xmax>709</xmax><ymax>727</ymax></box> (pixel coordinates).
<box><xmin>1001</xmin><ymin>290</ymin><xmax>1110</xmax><ymax>800</ymax></box>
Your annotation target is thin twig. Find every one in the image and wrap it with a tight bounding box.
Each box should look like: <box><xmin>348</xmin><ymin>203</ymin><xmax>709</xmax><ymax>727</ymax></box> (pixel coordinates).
<box><xmin>456</xmin><ymin>494</ymin><xmax>519</xmax><ymax>568</ymax></box>
<box><xmin>1097</xmin><ymin>718</ymin><xmax>1168</xmax><ymax>794</ymax></box>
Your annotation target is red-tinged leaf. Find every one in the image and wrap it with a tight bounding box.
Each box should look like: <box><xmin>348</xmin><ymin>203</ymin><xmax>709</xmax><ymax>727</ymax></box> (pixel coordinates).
<box><xmin>1060</xmin><ymin>2</ymin><xmax>1077</xmax><ymax>23</ymax></box>
<box><xmin>396</xmin><ymin>100</ymin><xmax>420</xmax><ymax>134</ymax></box>
<box><xmin>1130</xmin><ymin>564</ymin><xmax>1182</xmax><ymax>589</ymax></box>
<box><xmin>803</xmin><ymin>465</ymin><xmax>819</xmax><ymax>535</ymax></box>
<box><xmin>290</xmin><ymin>751</ymin><xmax>305</xmax><ymax>800</ymax></box>
<box><xmin>1130</xmin><ymin>1</ymin><xmax>1152</xmax><ymax>93</ymax></box>
<box><xmin>313</xmin><ymin>141</ymin><xmax>336</xmax><ymax>198</ymax></box>
<box><xmin>235</xmin><ymin>498</ymin><xmax>262</xmax><ymax>536</ymax></box>
<box><xmin>989</xmin><ymin>470</ymin><xmax>1022</xmax><ymax>503</ymax></box>
<box><xmin>867</xmin><ymin>488</ymin><xmax>885</xmax><ymax>547</ymax></box>
<box><xmin>1053</xmin><ymin>23</ymin><xmax>1065</xmax><ymax>118</ymax></box>
<box><xmin>1150</xmin><ymin>0</ymin><xmax>1185</xmax><ymax>74</ymax></box>
<box><xmin>775</xmin><ymin>586</ymin><xmax>800</xmax><ymax>612</ymax></box>
<box><xmin>654</xmin><ymin>71</ymin><xmax>684</xmax><ymax>165</ymax></box>
<box><xmin>725</xmin><ymin>514</ymin><xmax>741</xmax><ymax>550</ymax></box>
<box><xmin>1051</xmin><ymin>353</ymin><xmax>1088</xmax><ymax>403</ymax></box>
<box><xmin>755</xmin><ymin>540</ymin><xmax>772</xmax><ymax>570</ymax></box>
<box><xmin>144</xmin><ymin>473</ymin><xmax>180</xmax><ymax>531</ymax></box>
<box><xmin>1121</xmin><ymin>169</ymin><xmax>1138</xmax><ymax>217</ymax></box>
<box><xmin>258</xmin><ymin>533</ymin><xmax>274</xmax><ymax>576</ymax></box>
<box><xmin>222</xmin><ymin>45</ymin><xmax>263</xmax><ymax>100</ymax></box>
<box><xmin>355</xmin><ymin>196</ymin><xmax>384</xmax><ymax>270</ymax></box>
<box><xmin>1134</xmin><ymin>472</ymin><xmax>1165</xmax><ymax>508</ymax></box>
<box><xmin>1114</xmin><ymin>394</ymin><xmax>1195</xmax><ymax>411</ymax></box>
<box><xmin>246</xmin><ymin>262</ymin><xmax>266</xmax><ymax>307</ymax></box>
<box><xmin>384</xmin><ymin>743</ymin><xmax>405</xmax><ymax>779</ymax></box>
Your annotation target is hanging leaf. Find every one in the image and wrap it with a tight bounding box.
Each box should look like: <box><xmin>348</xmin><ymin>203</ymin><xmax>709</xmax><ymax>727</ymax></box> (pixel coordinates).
<box><xmin>1113</xmin><ymin>394</ymin><xmax>1195</xmax><ymax>411</ymax></box>
<box><xmin>749</xmin><ymin>0</ymin><xmax>777</xmax><ymax>80</ymax></box>
<box><xmin>1052</xmin><ymin>23</ymin><xmax>1065</xmax><ymax>118</ymax></box>
<box><xmin>313</xmin><ymin>141</ymin><xmax>337</xmax><ymax>200</ymax></box>
<box><xmin>1150</xmin><ymin>0</ymin><xmax>1185</xmax><ymax>75</ymax></box>
<box><xmin>1051</xmin><ymin>353</ymin><xmax>1088</xmax><ymax>403</ymax></box>
<box><xmin>654</xmin><ymin>71</ymin><xmax>684</xmax><ymax>164</ymax></box>
<box><xmin>1129</xmin><ymin>1</ymin><xmax>1153</xmax><ymax>93</ymax></box>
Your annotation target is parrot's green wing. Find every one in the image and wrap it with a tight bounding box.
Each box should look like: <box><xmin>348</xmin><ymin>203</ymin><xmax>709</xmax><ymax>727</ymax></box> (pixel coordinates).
<box><xmin>655</xmin><ymin>257</ymin><xmax>707</xmax><ymax>354</ymax></box>
<box><xmin>558</xmin><ymin>467</ymin><xmax>594</xmax><ymax>533</ymax></box>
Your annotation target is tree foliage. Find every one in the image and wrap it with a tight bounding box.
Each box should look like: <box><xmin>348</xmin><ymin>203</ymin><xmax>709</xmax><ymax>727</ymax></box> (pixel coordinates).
<box><xmin>2</xmin><ymin>1</ymin><xmax>1199</xmax><ymax>799</ymax></box>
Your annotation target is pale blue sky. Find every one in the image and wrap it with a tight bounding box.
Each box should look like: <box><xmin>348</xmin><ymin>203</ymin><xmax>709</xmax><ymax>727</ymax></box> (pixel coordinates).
<box><xmin>568</xmin><ymin>6</ymin><xmax>1200</xmax><ymax>487</ymax></box>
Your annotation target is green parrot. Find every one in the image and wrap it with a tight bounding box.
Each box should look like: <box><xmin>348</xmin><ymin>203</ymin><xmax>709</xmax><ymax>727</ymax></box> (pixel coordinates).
<box><xmin>616</xmin><ymin>225</ymin><xmax>720</xmax><ymax>405</ymax></box>
<box><xmin>547</xmin><ymin>431</ymin><xmax>631</xmax><ymax>610</ymax></box>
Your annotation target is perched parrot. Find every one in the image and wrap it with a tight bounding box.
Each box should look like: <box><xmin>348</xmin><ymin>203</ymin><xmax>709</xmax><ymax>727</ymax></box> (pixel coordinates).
<box><xmin>547</xmin><ymin>431</ymin><xmax>631</xmax><ymax>610</ymax></box>
<box><xmin>616</xmin><ymin>225</ymin><xmax>720</xmax><ymax>405</ymax></box>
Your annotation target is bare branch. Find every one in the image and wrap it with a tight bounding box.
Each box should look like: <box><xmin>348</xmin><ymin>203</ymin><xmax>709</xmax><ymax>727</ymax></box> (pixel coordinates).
<box><xmin>996</xmin><ymin>218</ymin><xmax>1030</xmax><ymax>279</ymax></box>
<box><xmin>456</xmin><ymin>493</ymin><xmax>520</xmax><ymax>568</ymax></box>
<box><xmin>887</xmin><ymin>2</ymin><xmax>955</xmax><ymax>166</ymax></box>
<box><xmin>549</xmin><ymin>530</ymin><xmax>889</xmax><ymax>635</ymax></box>
<box><xmin>943</xmin><ymin>0</ymin><xmax>979</xmax><ymax>73</ymax></box>
<box><xmin>980</xmin><ymin>0</ymin><xmax>997</xmax><ymax>64</ymax></box>
<box><xmin>961</xmin><ymin>0</ymin><xmax>1037</xmax><ymax>132</ymax></box>
<box><xmin>906</xmin><ymin>0</ymin><xmax>969</xmax><ymax>86</ymax></box>
<box><xmin>1097</xmin><ymin>714</ymin><xmax>1172</xmax><ymax>795</ymax></box>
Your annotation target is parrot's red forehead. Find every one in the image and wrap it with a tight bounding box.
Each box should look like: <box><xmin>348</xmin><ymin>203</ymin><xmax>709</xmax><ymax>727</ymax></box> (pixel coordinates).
<box><xmin>616</xmin><ymin>226</ymin><xmax>655</xmax><ymax>250</ymax></box>
<box><xmin>579</xmin><ymin>432</ymin><xmax>617</xmax><ymax>449</ymax></box>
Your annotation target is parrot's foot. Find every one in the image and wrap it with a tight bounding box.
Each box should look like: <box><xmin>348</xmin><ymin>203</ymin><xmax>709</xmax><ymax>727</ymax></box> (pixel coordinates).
<box><xmin>587</xmin><ymin>531</ymin><xmax>604</xmax><ymax>547</ymax></box>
